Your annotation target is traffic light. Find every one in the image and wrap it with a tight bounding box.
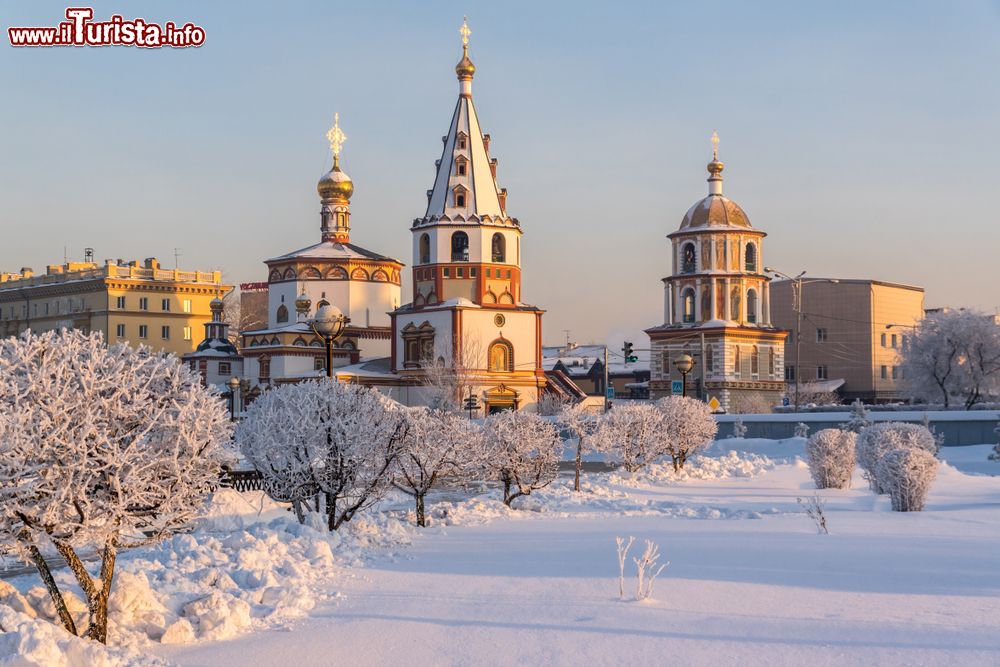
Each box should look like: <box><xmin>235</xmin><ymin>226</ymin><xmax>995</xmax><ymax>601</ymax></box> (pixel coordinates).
<box><xmin>622</xmin><ymin>342</ymin><xmax>638</xmax><ymax>363</ymax></box>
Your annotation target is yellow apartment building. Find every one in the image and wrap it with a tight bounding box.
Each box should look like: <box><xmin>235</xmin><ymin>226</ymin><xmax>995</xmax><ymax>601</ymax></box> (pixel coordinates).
<box><xmin>770</xmin><ymin>279</ymin><xmax>924</xmax><ymax>403</ymax></box>
<box><xmin>0</xmin><ymin>257</ymin><xmax>232</xmax><ymax>356</ymax></box>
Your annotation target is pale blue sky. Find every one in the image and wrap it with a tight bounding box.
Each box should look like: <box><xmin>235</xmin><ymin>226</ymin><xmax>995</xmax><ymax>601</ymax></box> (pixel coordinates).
<box><xmin>2</xmin><ymin>1</ymin><xmax>998</xmax><ymax>346</ymax></box>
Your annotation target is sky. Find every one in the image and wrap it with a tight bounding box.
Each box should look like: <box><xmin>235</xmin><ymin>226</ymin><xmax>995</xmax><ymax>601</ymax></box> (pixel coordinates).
<box><xmin>2</xmin><ymin>0</ymin><xmax>999</xmax><ymax>347</ymax></box>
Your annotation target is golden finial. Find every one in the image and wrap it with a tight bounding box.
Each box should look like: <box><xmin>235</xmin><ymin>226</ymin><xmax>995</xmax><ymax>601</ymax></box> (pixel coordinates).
<box><xmin>460</xmin><ymin>16</ymin><xmax>471</xmax><ymax>47</ymax></box>
<box><xmin>326</xmin><ymin>112</ymin><xmax>346</xmax><ymax>165</ymax></box>
<box><xmin>711</xmin><ymin>130</ymin><xmax>720</xmax><ymax>160</ymax></box>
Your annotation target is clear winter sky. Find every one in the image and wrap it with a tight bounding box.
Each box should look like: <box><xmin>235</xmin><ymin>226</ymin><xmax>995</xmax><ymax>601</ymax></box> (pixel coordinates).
<box><xmin>2</xmin><ymin>1</ymin><xmax>999</xmax><ymax>347</ymax></box>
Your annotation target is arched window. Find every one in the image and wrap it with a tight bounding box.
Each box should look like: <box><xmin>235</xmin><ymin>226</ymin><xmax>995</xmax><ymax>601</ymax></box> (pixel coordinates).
<box><xmin>730</xmin><ymin>287</ymin><xmax>741</xmax><ymax>322</ymax></box>
<box><xmin>488</xmin><ymin>339</ymin><xmax>514</xmax><ymax>372</ymax></box>
<box><xmin>419</xmin><ymin>233</ymin><xmax>430</xmax><ymax>264</ymax></box>
<box><xmin>491</xmin><ymin>233</ymin><xmax>506</xmax><ymax>263</ymax></box>
<box><xmin>745</xmin><ymin>243</ymin><xmax>757</xmax><ymax>272</ymax></box>
<box><xmin>276</xmin><ymin>304</ymin><xmax>288</xmax><ymax>323</ymax></box>
<box><xmin>706</xmin><ymin>345</ymin><xmax>714</xmax><ymax>373</ymax></box>
<box><xmin>451</xmin><ymin>231</ymin><xmax>469</xmax><ymax>262</ymax></box>
<box><xmin>682</xmin><ymin>289</ymin><xmax>696</xmax><ymax>324</ymax></box>
<box><xmin>768</xmin><ymin>347</ymin><xmax>776</xmax><ymax>377</ymax></box>
<box><xmin>751</xmin><ymin>345</ymin><xmax>760</xmax><ymax>376</ymax></box>
<box><xmin>681</xmin><ymin>243</ymin><xmax>696</xmax><ymax>273</ymax></box>
<box><xmin>746</xmin><ymin>289</ymin><xmax>758</xmax><ymax>324</ymax></box>
<box><xmin>734</xmin><ymin>345</ymin><xmax>742</xmax><ymax>378</ymax></box>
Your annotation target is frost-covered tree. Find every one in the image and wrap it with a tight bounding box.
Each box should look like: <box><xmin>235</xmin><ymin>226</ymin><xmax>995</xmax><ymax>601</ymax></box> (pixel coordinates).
<box><xmin>990</xmin><ymin>417</ymin><xmax>1000</xmax><ymax>462</ymax></box>
<box><xmin>556</xmin><ymin>402</ymin><xmax>599</xmax><ymax>491</ymax></box>
<box><xmin>901</xmin><ymin>310</ymin><xmax>1000</xmax><ymax>409</ymax></box>
<box><xmin>794</xmin><ymin>422</ymin><xmax>810</xmax><ymax>439</ymax></box>
<box><xmin>481</xmin><ymin>410</ymin><xmax>561</xmax><ymax>506</ymax></box>
<box><xmin>856</xmin><ymin>422</ymin><xmax>936</xmax><ymax>493</ymax></box>
<box><xmin>395</xmin><ymin>407</ymin><xmax>482</xmax><ymax>526</ymax></box>
<box><xmin>920</xmin><ymin>413</ymin><xmax>945</xmax><ymax>453</ymax></box>
<box><xmin>657</xmin><ymin>396</ymin><xmax>718</xmax><ymax>471</ymax></box>
<box><xmin>237</xmin><ymin>380</ymin><xmax>408</xmax><ymax>530</ymax></box>
<box><xmin>876</xmin><ymin>447</ymin><xmax>939</xmax><ymax>511</ymax></box>
<box><xmin>0</xmin><ymin>330</ymin><xmax>232</xmax><ymax>644</ymax></box>
<box><xmin>805</xmin><ymin>429</ymin><xmax>856</xmax><ymax>489</ymax></box>
<box><xmin>594</xmin><ymin>403</ymin><xmax>669</xmax><ymax>473</ymax></box>
<box><xmin>840</xmin><ymin>399</ymin><xmax>871</xmax><ymax>433</ymax></box>
<box><xmin>731</xmin><ymin>418</ymin><xmax>747</xmax><ymax>439</ymax></box>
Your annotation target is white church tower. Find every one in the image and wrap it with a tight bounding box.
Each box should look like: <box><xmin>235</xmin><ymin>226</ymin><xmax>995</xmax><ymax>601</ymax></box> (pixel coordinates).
<box><xmin>390</xmin><ymin>19</ymin><xmax>546</xmax><ymax>413</ymax></box>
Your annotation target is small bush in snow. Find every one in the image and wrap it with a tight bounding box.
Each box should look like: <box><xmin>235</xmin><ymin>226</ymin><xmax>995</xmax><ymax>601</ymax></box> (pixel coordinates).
<box><xmin>594</xmin><ymin>403</ymin><xmax>669</xmax><ymax>473</ymax></box>
<box><xmin>856</xmin><ymin>422</ymin><xmax>936</xmax><ymax>493</ymax></box>
<box><xmin>237</xmin><ymin>379</ymin><xmax>408</xmax><ymax>530</ymax></box>
<box><xmin>794</xmin><ymin>422</ymin><xmax>810</xmax><ymax>438</ymax></box>
<box><xmin>840</xmin><ymin>399</ymin><xmax>872</xmax><ymax>433</ymax></box>
<box><xmin>556</xmin><ymin>402</ymin><xmax>599</xmax><ymax>492</ymax></box>
<box><xmin>395</xmin><ymin>408</ymin><xmax>483</xmax><ymax>527</ymax></box>
<box><xmin>805</xmin><ymin>429</ymin><xmax>856</xmax><ymax>489</ymax></box>
<box><xmin>875</xmin><ymin>447</ymin><xmax>939</xmax><ymax>511</ymax></box>
<box><xmin>920</xmin><ymin>413</ymin><xmax>945</xmax><ymax>453</ymax></box>
<box><xmin>0</xmin><ymin>330</ymin><xmax>232</xmax><ymax>643</ymax></box>
<box><xmin>731</xmin><ymin>418</ymin><xmax>747</xmax><ymax>439</ymax></box>
<box><xmin>797</xmin><ymin>494</ymin><xmax>829</xmax><ymax>534</ymax></box>
<box><xmin>615</xmin><ymin>536</ymin><xmax>669</xmax><ymax>601</ymax></box>
<box><xmin>656</xmin><ymin>396</ymin><xmax>718</xmax><ymax>471</ymax></box>
<box><xmin>482</xmin><ymin>410</ymin><xmax>561</xmax><ymax>507</ymax></box>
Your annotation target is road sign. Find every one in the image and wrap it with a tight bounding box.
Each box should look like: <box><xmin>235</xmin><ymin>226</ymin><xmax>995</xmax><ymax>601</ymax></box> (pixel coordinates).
<box><xmin>708</xmin><ymin>396</ymin><xmax>722</xmax><ymax>412</ymax></box>
<box><xmin>606</xmin><ymin>387</ymin><xmax>615</xmax><ymax>399</ymax></box>
<box><xmin>671</xmin><ymin>380</ymin><xmax>683</xmax><ymax>395</ymax></box>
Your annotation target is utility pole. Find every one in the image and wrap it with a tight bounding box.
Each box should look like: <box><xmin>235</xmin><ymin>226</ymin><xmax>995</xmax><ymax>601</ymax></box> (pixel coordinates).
<box><xmin>603</xmin><ymin>344</ymin><xmax>609</xmax><ymax>413</ymax></box>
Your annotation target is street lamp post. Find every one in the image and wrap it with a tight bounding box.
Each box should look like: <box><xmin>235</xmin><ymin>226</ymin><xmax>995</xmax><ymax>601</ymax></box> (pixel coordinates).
<box><xmin>227</xmin><ymin>376</ymin><xmax>241</xmax><ymax>421</ymax></box>
<box><xmin>673</xmin><ymin>353</ymin><xmax>695</xmax><ymax>397</ymax></box>
<box><xmin>765</xmin><ymin>268</ymin><xmax>839</xmax><ymax>412</ymax></box>
<box><xmin>309</xmin><ymin>304</ymin><xmax>350</xmax><ymax>379</ymax></box>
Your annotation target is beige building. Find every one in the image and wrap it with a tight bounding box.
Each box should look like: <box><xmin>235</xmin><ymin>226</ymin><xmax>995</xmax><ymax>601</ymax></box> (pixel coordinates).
<box><xmin>0</xmin><ymin>257</ymin><xmax>231</xmax><ymax>356</ymax></box>
<box><xmin>770</xmin><ymin>279</ymin><xmax>924</xmax><ymax>403</ymax></box>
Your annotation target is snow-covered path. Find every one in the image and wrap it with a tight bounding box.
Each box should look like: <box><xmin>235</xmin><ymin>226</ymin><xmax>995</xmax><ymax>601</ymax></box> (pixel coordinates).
<box><xmin>159</xmin><ymin>462</ymin><xmax>1000</xmax><ymax>667</ymax></box>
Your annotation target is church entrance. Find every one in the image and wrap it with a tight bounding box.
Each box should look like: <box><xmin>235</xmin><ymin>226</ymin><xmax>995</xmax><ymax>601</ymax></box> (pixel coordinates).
<box><xmin>483</xmin><ymin>384</ymin><xmax>519</xmax><ymax>414</ymax></box>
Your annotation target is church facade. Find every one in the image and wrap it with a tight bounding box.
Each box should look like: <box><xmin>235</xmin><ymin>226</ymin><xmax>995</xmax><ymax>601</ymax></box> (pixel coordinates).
<box><xmin>645</xmin><ymin>135</ymin><xmax>787</xmax><ymax>413</ymax></box>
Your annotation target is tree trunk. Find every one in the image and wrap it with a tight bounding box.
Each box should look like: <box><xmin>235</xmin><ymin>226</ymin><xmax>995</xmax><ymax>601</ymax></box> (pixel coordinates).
<box><xmin>83</xmin><ymin>538</ymin><xmax>117</xmax><ymax>644</ymax></box>
<box><xmin>326</xmin><ymin>492</ymin><xmax>337</xmax><ymax>532</ymax></box>
<box><xmin>23</xmin><ymin>537</ymin><xmax>77</xmax><ymax>636</ymax></box>
<box><xmin>415</xmin><ymin>493</ymin><xmax>426</xmax><ymax>527</ymax></box>
<box><xmin>574</xmin><ymin>437</ymin><xmax>583</xmax><ymax>492</ymax></box>
<box><xmin>503</xmin><ymin>477</ymin><xmax>512</xmax><ymax>506</ymax></box>
<box><xmin>292</xmin><ymin>499</ymin><xmax>305</xmax><ymax>524</ymax></box>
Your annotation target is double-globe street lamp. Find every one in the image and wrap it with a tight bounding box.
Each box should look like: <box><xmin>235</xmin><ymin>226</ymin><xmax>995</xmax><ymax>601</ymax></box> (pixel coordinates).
<box><xmin>673</xmin><ymin>353</ymin><xmax>695</xmax><ymax>398</ymax></box>
<box><xmin>309</xmin><ymin>304</ymin><xmax>350</xmax><ymax>378</ymax></box>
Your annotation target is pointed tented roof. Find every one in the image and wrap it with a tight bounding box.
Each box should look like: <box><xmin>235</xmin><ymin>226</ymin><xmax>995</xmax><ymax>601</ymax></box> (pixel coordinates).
<box><xmin>424</xmin><ymin>94</ymin><xmax>504</xmax><ymax>219</ymax></box>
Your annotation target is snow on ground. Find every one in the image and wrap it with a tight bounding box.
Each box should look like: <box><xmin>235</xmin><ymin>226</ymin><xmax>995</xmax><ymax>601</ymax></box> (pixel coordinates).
<box><xmin>3</xmin><ymin>441</ymin><xmax>1000</xmax><ymax>666</ymax></box>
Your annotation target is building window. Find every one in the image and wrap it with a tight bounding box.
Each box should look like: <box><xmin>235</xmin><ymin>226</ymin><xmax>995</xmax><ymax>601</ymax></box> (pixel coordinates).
<box><xmin>492</xmin><ymin>233</ymin><xmax>506</xmax><ymax>263</ymax></box>
<box><xmin>139</xmin><ymin>297</ymin><xmax>148</xmax><ymax>311</ymax></box>
<box><xmin>880</xmin><ymin>333</ymin><xmax>887</xmax><ymax>347</ymax></box>
<box><xmin>488</xmin><ymin>339</ymin><xmax>514</xmax><ymax>372</ymax></box>
<box><xmin>443</xmin><ymin>267</ymin><xmax>450</xmax><ymax>278</ymax></box>
<box><xmin>485</xmin><ymin>268</ymin><xmax>491</xmax><ymax>278</ymax></box>
<box><xmin>817</xmin><ymin>365</ymin><xmax>828</xmax><ymax>380</ymax></box>
<box><xmin>751</xmin><ymin>346</ymin><xmax>760</xmax><ymax>377</ymax></box>
<box><xmin>456</xmin><ymin>156</ymin><xmax>468</xmax><ymax>176</ymax></box>
<box><xmin>402</xmin><ymin>322</ymin><xmax>436</xmax><ymax>368</ymax></box>
<box><xmin>880</xmin><ymin>365</ymin><xmax>888</xmax><ymax>379</ymax></box>
<box><xmin>745</xmin><ymin>243</ymin><xmax>757</xmax><ymax>272</ymax></box>
<box><xmin>816</xmin><ymin>328</ymin><xmax>828</xmax><ymax>342</ymax></box>
<box><xmin>682</xmin><ymin>289</ymin><xmax>695</xmax><ymax>324</ymax></box>
<box><xmin>747</xmin><ymin>289</ymin><xmax>758</xmax><ymax>324</ymax></box>
<box><xmin>139</xmin><ymin>325</ymin><xmax>148</xmax><ymax>339</ymax></box>
<box><xmin>219</xmin><ymin>362</ymin><xmax>231</xmax><ymax>375</ymax></box>
<box><xmin>161</xmin><ymin>298</ymin><xmax>170</xmax><ymax>311</ymax></box>
<box><xmin>785</xmin><ymin>365</ymin><xmax>796</xmax><ymax>381</ymax></box>
<box><xmin>116</xmin><ymin>324</ymin><xmax>125</xmax><ymax>337</ymax></box>
<box><xmin>259</xmin><ymin>357</ymin><xmax>271</xmax><ymax>379</ymax></box>
<box><xmin>891</xmin><ymin>366</ymin><xmax>899</xmax><ymax>380</ymax></box>
<box><xmin>183</xmin><ymin>299</ymin><xmax>192</xmax><ymax>313</ymax></box>
<box><xmin>456</xmin><ymin>192</ymin><xmax>466</xmax><ymax>207</ymax></box>
<box><xmin>470</xmin><ymin>267</ymin><xmax>477</xmax><ymax>277</ymax></box>
<box><xmin>769</xmin><ymin>348</ymin><xmax>776</xmax><ymax>377</ymax></box>
<box><xmin>451</xmin><ymin>231</ymin><xmax>470</xmax><ymax>261</ymax></box>
<box><xmin>705</xmin><ymin>345</ymin><xmax>714</xmax><ymax>373</ymax></box>
<box><xmin>183</xmin><ymin>326</ymin><xmax>192</xmax><ymax>341</ymax></box>
<box><xmin>681</xmin><ymin>243</ymin><xmax>696</xmax><ymax>273</ymax></box>
<box><xmin>116</xmin><ymin>296</ymin><xmax>126</xmax><ymax>309</ymax></box>
<box><xmin>901</xmin><ymin>335</ymin><xmax>908</xmax><ymax>351</ymax></box>
<box><xmin>276</xmin><ymin>304</ymin><xmax>289</xmax><ymax>323</ymax></box>
<box><xmin>419</xmin><ymin>233</ymin><xmax>431</xmax><ymax>264</ymax></box>
<box><xmin>458</xmin><ymin>135</ymin><xmax>467</xmax><ymax>150</ymax></box>
<box><xmin>734</xmin><ymin>346</ymin><xmax>742</xmax><ymax>378</ymax></box>
<box><xmin>891</xmin><ymin>334</ymin><xmax>897</xmax><ymax>348</ymax></box>
<box><xmin>457</xmin><ymin>267</ymin><xmax>464</xmax><ymax>278</ymax></box>
<box><xmin>161</xmin><ymin>326</ymin><xmax>170</xmax><ymax>340</ymax></box>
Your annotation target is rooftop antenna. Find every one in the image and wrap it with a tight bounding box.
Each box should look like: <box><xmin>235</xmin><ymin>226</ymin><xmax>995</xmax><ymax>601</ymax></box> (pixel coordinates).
<box><xmin>562</xmin><ymin>329</ymin><xmax>572</xmax><ymax>348</ymax></box>
<box><xmin>173</xmin><ymin>248</ymin><xmax>182</xmax><ymax>270</ymax></box>
<box><xmin>63</xmin><ymin>245</ymin><xmax>68</xmax><ymax>263</ymax></box>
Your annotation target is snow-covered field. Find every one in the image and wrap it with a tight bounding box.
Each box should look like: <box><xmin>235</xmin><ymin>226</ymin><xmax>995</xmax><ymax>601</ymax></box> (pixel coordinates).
<box><xmin>2</xmin><ymin>439</ymin><xmax>999</xmax><ymax>666</ymax></box>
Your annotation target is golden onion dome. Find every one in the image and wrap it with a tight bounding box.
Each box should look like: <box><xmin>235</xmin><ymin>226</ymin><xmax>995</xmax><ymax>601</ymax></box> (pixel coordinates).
<box><xmin>295</xmin><ymin>292</ymin><xmax>312</xmax><ymax>311</ymax></box>
<box><xmin>317</xmin><ymin>159</ymin><xmax>354</xmax><ymax>201</ymax></box>
<box><xmin>455</xmin><ymin>46</ymin><xmax>476</xmax><ymax>80</ymax></box>
<box><xmin>707</xmin><ymin>159</ymin><xmax>725</xmax><ymax>177</ymax></box>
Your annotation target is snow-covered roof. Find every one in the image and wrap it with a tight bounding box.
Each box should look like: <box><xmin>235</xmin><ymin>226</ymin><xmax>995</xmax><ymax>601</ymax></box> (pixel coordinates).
<box><xmin>334</xmin><ymin>357</ymin><xmax>399</xmax><ymax>380</ymax></box>
<box><xmin>266</xmin><ymin>240</ymin><xmax>399</xmax><ymax>264</ymax></box>
<box><xmin>540</xmin><ymin>345</ymin><xmax>650</xmax><ymax>375</ymax></box>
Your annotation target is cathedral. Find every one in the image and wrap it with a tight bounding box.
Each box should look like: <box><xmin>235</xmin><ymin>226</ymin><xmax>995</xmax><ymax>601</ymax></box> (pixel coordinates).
<box><xmin>645</xmin><ymin>135</ymin><xmax>787</xmax><ymax>412</ymax></box>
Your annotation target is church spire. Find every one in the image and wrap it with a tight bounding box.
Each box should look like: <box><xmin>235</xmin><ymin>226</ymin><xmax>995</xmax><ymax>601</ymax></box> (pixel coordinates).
<box><xmin>317</xmin><ymin>113</ymin><xmax>354</xmax><ymax>244</ymax></box>
<box><xmin>707</xmin><ymin>130</ymin><xmax>725</xmax><ymax>196</ymax></box>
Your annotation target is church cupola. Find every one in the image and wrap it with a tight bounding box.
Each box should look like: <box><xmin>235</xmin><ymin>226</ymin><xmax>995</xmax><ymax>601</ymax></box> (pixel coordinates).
<box><xmin>317</xmin><ymin>113</ymin><xmax>353</xmax><ymax>244</ymax></box>
<box><xmin>455</xmin><ymin>17</ymin><xmax>476</xmax><ymax>95</ymax></box>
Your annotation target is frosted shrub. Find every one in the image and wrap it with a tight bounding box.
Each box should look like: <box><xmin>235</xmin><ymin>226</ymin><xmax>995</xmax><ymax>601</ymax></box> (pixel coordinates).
<box><xmin>794</xmin><ymin>422</ymin><xmax>810</xmax><ymax>438</ymax></box>
<box><xmin>0</xmin><ymin>330</ymin><xmax>232</xmax><ymax>643</ymax></box>
<box><xmin>857</xmin><ymin>422</ymin><xmax>936</xmax><ymax>493</ymax></box>
<box><xmin>805</xmin><ymin>429</ymin><xmax>856</xmax><ymax>489</ymax></box>
<box><xmin>482</xmin><ymin>410</ymin><xmax>561</xmax><ymax>506</ymax></box>
<box><xmin>237</xmin><ymin>379</ymin><xmax>408</xmax><ymax>530</ymax></box>
<box><xmin>875</xmin><ymin>447</ymin><xmax>939</xmax><ymax>511</ymax></box>
<box><xmin>594</xmin><ymin>403</ymin><xmax>668</xmax><ymax>473</ymax></box>
<box><xmin>557</xmin><ymin>402</ymin><xmax>599</xmax><ymax>492</ymax></box>
<box><xmin>656</xmin><ymin>396</ymin><xmax>718</xmax><ymax>471</ymax></box>
<box><xmin>840</xmin><ymin>399</ymin><xmax>871</xmax><ymax>433</ymax></box>
<box><xmin>731</xmin><ymin>418</ymin><xmax>747</xmax><ymax>439</ymax></box>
